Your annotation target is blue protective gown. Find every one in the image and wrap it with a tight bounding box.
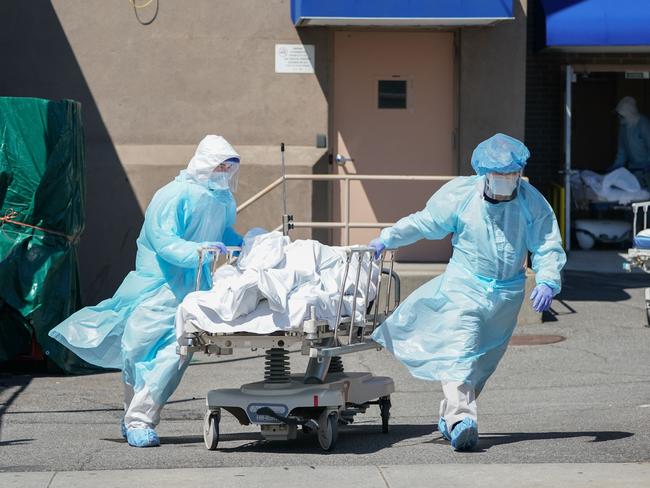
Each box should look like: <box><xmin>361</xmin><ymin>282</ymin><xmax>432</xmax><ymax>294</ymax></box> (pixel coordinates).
<box><xmin>371</xmin><ymin>176</ymin><xmax>566</xmax><ymax>393</ymax></box>
<box><xmin>49</xmin><ymin>171</ymin><xmax>241</xmax><ymax>405</ymax></box>
<box><xmin>611</xmin><ymin>115</ymin><xmax>650</xmax><ymax>173</ymax></box>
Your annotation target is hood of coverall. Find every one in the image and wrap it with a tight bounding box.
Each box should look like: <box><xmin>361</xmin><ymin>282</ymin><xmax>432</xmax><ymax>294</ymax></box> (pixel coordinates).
<box><xmin>616</xmin><ymin>96</ymin><xmax>640</xmax><ymax>126</ymax></box>
<box><xmin>185</xmin><ymin>135</ymin><xmax>240</xmax><ymax>188</ymax></box>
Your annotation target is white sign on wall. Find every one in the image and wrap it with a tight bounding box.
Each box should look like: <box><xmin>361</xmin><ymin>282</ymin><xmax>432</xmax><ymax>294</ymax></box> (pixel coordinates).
<box><xmin>275</xmin><ymin>44</ymin><xmax>315</xmax><ymax>74</ymax></box>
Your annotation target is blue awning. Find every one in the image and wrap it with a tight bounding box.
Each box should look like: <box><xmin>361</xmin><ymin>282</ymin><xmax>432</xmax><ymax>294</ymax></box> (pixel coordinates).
<box><xmin>291</xmin><ymin>0</ymin><xmax>513</xmax><ymax>27</ymax></box>
<box><xmin>540</xmin><ymin>0</ymin><xmax>650</xmax><ymax>51</ymax></box>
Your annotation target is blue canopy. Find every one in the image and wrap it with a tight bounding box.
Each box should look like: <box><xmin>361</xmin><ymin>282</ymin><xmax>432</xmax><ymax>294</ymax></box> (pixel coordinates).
<box><xmin>539</xmin><ymin>0</ymin><xmax>650</xmax><ymax>50</ymax></box>
<box><xmin>291</xmin><ymin>0</ymin><xmax>513</xmax><ymax>27</ymax></box>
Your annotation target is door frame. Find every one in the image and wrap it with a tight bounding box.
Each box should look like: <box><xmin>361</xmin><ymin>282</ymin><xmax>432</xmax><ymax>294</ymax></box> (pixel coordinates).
<box><xmin>563</xmin><ymin>63</ymin><xmax>650</xmax><ymax>250</ymax></box>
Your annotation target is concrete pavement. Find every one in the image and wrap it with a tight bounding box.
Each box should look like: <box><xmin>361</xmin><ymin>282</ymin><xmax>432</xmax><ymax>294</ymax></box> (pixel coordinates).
<box><xmin>2</xmin><ymin>464</ymin><xmax>650</xmax><ymax>488</ymax></box>
<box><xmin>1</xmin><ymin>267</ymin><xmax>650</xmax><ymax>481</ymax></box>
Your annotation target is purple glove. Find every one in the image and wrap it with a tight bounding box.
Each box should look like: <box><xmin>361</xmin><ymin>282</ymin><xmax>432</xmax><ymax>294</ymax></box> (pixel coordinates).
<box><xmin>202</xmin><ymin>241</ymin><xmax>227</xmax><ymax>256</ymax></box>
<box><xmin>368</xmin><ymin>238</ymin><xmax>386</xmax><ymax>260</ymax></box>
<box><xmin>530</xmin><ymin>284</ymin><xmax>553</xmax><ymax>312</ymax></box>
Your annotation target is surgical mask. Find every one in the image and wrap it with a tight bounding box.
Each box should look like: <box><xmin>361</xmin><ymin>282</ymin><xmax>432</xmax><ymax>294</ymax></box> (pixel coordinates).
<box><xmin>208</xmin><ymin>173</ymin><xmax>231</xmax><ymax>191</ymax></box>
<box><xmin>208</xmin><ymin>162</ymin><xmax>239</xmax><ymax>192</ymax></box>
<box><xmin>485</xmin><ymin>173</ymin><xmax>520</xmax><ymax>200</ymax></box>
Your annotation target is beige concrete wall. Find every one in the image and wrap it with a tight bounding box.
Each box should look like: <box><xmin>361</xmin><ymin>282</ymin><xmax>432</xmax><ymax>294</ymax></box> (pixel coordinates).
<box><xmin>118</xmin><ymin>144</ymin><xmax>329</xmax><ymax>238</ymax></box>
<box><xmin>50</xmin><ymin>0</ymin><xmax>330</xmax><ymax>147</ymax></box>
<box><xmin>458</xmin><ymin>1</ymin><xmax>528</xmax><ymax>175</ymax></box>
<box><xmin>81</xmin><ymin>143</ymin><xmax>328</xmax><ymax>303</ymax></box>
<box><xmin>0</xmin><ymin>1</ymin><xmax>331</xmax><ymax>304</ymax></box>
<box><xmin>0</xmin><ymin>0</ymin><xmax>531</xmax><ymax>304</ymax></box>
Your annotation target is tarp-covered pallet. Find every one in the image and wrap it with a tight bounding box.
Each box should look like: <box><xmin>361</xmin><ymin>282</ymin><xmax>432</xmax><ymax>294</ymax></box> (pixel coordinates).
<box><xmin>0</xmin><ymin>96</ymin><xmax>97</xmax><ymax>373</ymax></box>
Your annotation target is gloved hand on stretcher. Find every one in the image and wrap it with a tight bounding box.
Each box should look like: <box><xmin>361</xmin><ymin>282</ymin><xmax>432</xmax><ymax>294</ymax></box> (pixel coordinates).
<box><xmin>201</xmin><ymin>241</ymin><xmax>227</xmax><ymax>256</ymax></box>
<box><xmin>368</xmin><ymin>238</ymin><xmax>386</xmax><ymax>260</ymax></box>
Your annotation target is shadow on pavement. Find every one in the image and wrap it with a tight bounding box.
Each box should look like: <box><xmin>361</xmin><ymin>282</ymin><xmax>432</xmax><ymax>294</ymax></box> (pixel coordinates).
<box><xmin>196</xmin><ymin>423</ymin><xmax>438</xmax><ymax>454</ymax></box>
<box><xmin>0</xmin><ymin>375</ymin><xmax>32</xmax><ymax>441</ymax></box>
<box><xmin>2</xmin><ymin>395</ymin><xmax>202</xmax><ymax>417</ymax></box>
<box><xmin>100</xmin><ymin>432</ymin><xmax>264</xmax><ymax>445</ymax></box>
<box><xmin>477</xmin><ymin>430</ymin><xmax>634</xmax><ymax>450</ymax></box>
<box><xmin>88</xmin><ymin>427</ymin><xmax>635</xmax><ymax>453</ymax></box>
<box><xmin>0</xmin><ymin>438</ymin><xmax>34</xmax><ymax>447</ymax></box>
<box><xmin>559</xmin><ymin>271</ymin><xmax>649</xmax><ymax>302</ymax></box>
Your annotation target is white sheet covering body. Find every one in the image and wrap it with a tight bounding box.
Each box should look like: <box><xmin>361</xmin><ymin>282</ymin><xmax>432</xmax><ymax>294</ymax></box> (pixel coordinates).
<box><xmin>572</xmin><ymin>167</ymin><xmax>650</xmax><ymax>204</ymax></box>
<box><xmin>176</xmin><ymin>232</ymin><xmax>379</xmax><ymax>339</ymax></box>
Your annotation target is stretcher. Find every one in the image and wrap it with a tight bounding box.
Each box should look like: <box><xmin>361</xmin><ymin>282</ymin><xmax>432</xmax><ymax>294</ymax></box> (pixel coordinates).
<box><xmin>625</xmin><ymin>200</ymin><xmax>650</xmax><ymax>326</ymax></box>
<box><xmin>177</xmin><ymin>245</ymin><xmax>400</xmax><ymax>451</ymax></box>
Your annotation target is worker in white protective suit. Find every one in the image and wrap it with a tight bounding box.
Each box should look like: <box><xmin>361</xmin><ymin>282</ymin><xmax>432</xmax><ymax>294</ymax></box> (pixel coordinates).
<box><xmin>610</xmin><ymin>96</ymin><xmax>650</xmax><ymax>188</ymax></box>
<box><xmin>368</xmin><ymin>133</ymin><xmax>566</xmax><ymax>451</ymax></box>
<box><xmin>49</xmin><ymin>135</ymin><xmax>243</xmax><ymax>447</ymax></box>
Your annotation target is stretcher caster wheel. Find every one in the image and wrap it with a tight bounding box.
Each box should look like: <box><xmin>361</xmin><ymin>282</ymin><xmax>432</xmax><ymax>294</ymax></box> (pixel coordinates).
<box><xmin>302</xmin><ymin>418</ymin><xmax>318</xmax><ymax>435</ymax></box>
<box><xmin>204</xmin><ymin>409</ymin><xmax>220</xmax><ymax>450</ymax></box>
<box><xmin>317</xmin><ymin>411</ymin><xmax>338</xmax><ymax>451</ymax></box>
<box><xmin>379</xmin><ymin>395</ymin><xmax>391</xmax><ymax>434</ymax></box>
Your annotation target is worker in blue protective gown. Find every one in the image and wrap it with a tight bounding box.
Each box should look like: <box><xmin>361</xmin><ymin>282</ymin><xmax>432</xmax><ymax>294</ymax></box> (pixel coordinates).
<box><xmin>368</xmin><ymin>133</ymin><xmax>566</xmax><ymax>451</ymax></box>
<box><xmin>610</xmin><ymin>96</ymin><xmax>650</xmax><ymax>188</ymax></box>
<box><xmin>49</xmin><ymin>135</ymin><xmax>243</xmax><ymax>447</ymax></box>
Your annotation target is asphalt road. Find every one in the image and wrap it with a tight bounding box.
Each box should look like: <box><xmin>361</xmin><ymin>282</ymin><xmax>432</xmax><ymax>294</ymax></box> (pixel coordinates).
<box><xmin>1</xmin><ymin>270</ymin><xmax>649</xmax><ymax>471</ymax></box>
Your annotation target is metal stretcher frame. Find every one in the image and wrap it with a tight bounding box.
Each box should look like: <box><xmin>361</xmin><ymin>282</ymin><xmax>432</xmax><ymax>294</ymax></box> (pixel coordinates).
<box><xmin>625</xmin><ymin>200</ymin><xmax>650</xmax><ymax>326</ymax></box>
<box><xmin>179</xmin><ymin>242</ymin><xmax>400</xmax><ymax>451</ymax></box>
<box><xmin>179</xmin><ymin>244</ymin><xmax>400</xmax><ymax>359</ymax></box>
<box><xmin>627</xmin><ymin>200</ymin><xmax>650</xmax><ymax>267</ymax></box>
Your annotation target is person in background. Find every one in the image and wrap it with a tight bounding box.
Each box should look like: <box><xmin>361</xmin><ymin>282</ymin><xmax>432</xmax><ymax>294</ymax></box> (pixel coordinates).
<box><xmin>368</xmin><ymin>133</ymin><xmax>566</xmax><ymax>451</ymax></box>
<box><xmin>610</xmin><ymin>96</ymin><xmax>650</xmax><ymax>188</ymax></box>
<box><xmin>50</xmin><ymin>135</ymin><xmax>244</xmax><ymax>447</ymax></box>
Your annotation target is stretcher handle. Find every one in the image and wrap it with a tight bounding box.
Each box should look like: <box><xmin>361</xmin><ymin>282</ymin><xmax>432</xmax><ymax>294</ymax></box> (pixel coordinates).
<box><xmin>372</xmin><ymin>249</ymin><xmax>398</xmax><ymax>327</ymax></box>
<box><xmin>195</xmin><ymin>246</ymin><xmax>242</xmax><ymax>291</ymax></box>
<box><xmin>333</xmin><ymin>246</ymin><xmax>379</xmax><ymax>344</ymax></box>
<box><xmin>333</xmin><ymin>252</ymin><xmax>352</xmax><ymax>343</ymax></box>
<box><xmin>348</xmin><ymin>251</ymin><xmax>365</xmax><ymax>344</ymax></box>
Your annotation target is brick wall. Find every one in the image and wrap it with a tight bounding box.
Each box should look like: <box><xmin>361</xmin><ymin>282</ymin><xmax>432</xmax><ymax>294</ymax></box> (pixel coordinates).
<box><xmin>525</xmin><ymin>0</ymin><xmax>650</xmax><ymax>195</ymax></box>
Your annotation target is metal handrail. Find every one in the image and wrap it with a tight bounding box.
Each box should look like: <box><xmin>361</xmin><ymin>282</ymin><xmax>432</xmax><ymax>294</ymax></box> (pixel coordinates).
<box><xmin>237</xmin><ymin>173</ymin><xmax>454</xmax><ymax>244</ymax></box>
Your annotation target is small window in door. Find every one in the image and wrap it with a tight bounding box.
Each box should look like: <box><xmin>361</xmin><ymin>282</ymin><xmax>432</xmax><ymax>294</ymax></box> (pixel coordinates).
<box><xmin>378</xmin><ymin>80</ymin><xmax>407</xmax><ymax>109</ymax></box>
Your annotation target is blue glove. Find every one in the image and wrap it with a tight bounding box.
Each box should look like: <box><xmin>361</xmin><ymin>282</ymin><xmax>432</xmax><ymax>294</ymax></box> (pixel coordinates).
<box><xmin>201</xmin><ymin>241</ymin><xmax>227</xmax><ymax>256</ymax></box>
<box><xmin>530</xmin><ymin>284</ymin><xmax>553</xmax><ymax>312</ymax></box>
<box><xmin>368</xmin><ymin>238</ymin><xmax>386</xmax><ymax>260</ymax></box>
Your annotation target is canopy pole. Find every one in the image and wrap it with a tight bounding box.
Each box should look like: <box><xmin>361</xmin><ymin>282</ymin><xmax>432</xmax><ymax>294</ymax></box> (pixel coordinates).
<box><xmin>564</xmin><ymin>65</ymin><xmax>573</xmax><ymax>251</ymax></box>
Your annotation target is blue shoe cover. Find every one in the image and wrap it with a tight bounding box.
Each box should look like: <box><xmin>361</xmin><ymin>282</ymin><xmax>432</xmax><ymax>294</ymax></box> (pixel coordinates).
<box><xmin>126</xmin><ymin>428</ymin><xmax>160</xmax><ymax>448</ymax></box>
<box><xmin>120</xmin><ymin>418</ymin><xmax>127</xmax><ymax>440</ymax></box>
<box><xmin>450</xmin><ymin>417</ymin><xmax>478</xmax><ymax>451</ymax></box>
<box><xmin>438</xmin><ymin>417</ymin><xmax>451</xmax><ymax>441</ymax></box>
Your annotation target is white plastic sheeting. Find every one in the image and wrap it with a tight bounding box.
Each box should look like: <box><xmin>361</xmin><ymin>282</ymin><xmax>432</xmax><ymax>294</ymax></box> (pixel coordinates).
<box><xmin>572</xmin><ymin>167</ymin><xmax>650</xmax><ymax>204</ymax></box>
<box><xmin>176</xmin><ymin>232</ymin><xmax>379</xmax><ymax>338</ymax></box>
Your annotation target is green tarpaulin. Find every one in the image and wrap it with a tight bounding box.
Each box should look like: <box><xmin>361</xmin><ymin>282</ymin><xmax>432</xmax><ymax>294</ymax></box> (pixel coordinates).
<box><xmin>0</xmin><ymin>96</ymin><xmax>97</xmax><ymax>373</ymax></box>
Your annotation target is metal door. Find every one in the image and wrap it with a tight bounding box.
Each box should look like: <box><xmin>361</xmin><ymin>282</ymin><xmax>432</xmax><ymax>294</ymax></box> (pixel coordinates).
<box><xmin>332</xmin><ymin>31</ymin><xmax>455</xmax><ymax>261</ymax></box>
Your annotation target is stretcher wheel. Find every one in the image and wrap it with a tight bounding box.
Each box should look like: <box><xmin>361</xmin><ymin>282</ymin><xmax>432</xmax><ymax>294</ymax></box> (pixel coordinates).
<box><xmin>203</xmin><ymin>409</ymin><xmax>220</xmax><ymax>450</ymax></box>
<box><xmin>317</xmin><ymin>412</ymin><xmax>338</xmax><ymax>451</ymax></box>
<box><xmin>379</xmin><ymin>396</ymin><xmax>391</xmax><ymax>434</ymax></box>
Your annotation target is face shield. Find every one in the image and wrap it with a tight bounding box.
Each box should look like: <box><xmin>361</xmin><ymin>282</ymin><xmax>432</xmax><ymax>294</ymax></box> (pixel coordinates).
<box><xmin>208</xmin><ymin>159</ymin><xmax>240</xmax><ymax>192</ymax></box>
<box><xmin>485</xmin><ymin>172</ymin><xmax>521</xmax><ymax>201</ymax></box>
